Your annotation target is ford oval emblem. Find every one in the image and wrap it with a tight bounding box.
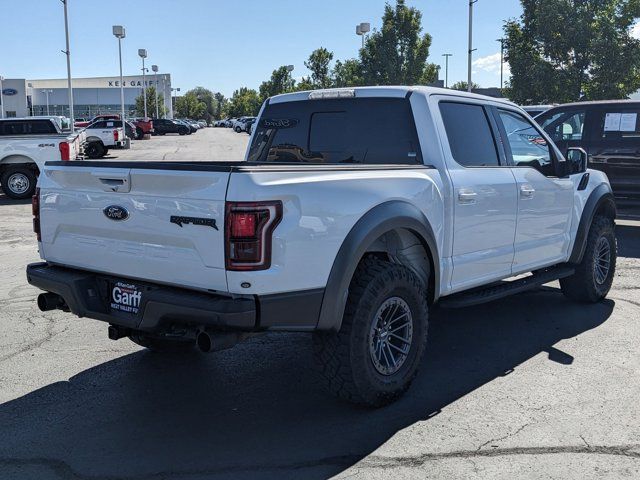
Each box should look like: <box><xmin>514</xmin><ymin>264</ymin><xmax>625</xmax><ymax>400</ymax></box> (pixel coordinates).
<box><xmin>103</xmin><ymin>205</ymin><xmax>129</xmax><ymax>221</ymax></box>
<box><xmin>2</xmin><ymin>88</ymin><xmax>18</xmax><ymax>96</ymax></box>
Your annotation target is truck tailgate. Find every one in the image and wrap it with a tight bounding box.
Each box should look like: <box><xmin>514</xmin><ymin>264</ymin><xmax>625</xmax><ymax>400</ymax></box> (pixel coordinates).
<box><xmin>39</xmin><ymin>164</ymin><xmax>231</xmax><ymax>293</ymax></box>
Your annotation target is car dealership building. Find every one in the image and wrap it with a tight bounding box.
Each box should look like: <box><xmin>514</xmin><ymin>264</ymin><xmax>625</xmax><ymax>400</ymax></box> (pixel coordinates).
<box><xmin>0</xmin><ymin>73</ymin><xmax>173</xmax><ymax>119</ymax></box>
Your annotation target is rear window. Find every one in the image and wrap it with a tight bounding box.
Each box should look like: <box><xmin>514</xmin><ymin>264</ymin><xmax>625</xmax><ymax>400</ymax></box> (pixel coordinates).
<box><xmin>0</xmin><ymin>120</ymin><xmax>56</xmax><ymax>135</ymax></box>
<box><xmin>247</xmin><ymin>97</ymin><xmax>422</xmax><ymax>164</ymax></box>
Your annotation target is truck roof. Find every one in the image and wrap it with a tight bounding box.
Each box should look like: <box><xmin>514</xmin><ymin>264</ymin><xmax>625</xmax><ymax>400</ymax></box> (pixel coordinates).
<box><xmin>269</xmin><ymin>85</ymin><xmax>518</xmax><ymax>109</ymax></box>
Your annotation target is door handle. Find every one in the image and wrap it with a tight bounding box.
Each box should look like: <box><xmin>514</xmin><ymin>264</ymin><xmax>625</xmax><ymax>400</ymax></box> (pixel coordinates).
<box><xmin>520</xmin><ymin>184</ymin><xmax>535</xmax><ymax>198</ymax></box>
<box><xmin>458</xmin><ymin>188</ymin><xmax>477</xmax><ymax>204</ymax></box>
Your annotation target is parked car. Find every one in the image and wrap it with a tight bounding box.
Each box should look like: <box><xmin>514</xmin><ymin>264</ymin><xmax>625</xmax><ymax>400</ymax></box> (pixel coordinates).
<box><xmin>536</xmin><ymin>100</ymin><xmax>640</xmax><ymax>208</ymax></box>
<box><xmin>130</xmin><ymin>118</ymin><xmax>154</xmax><ymax>139</ymax></box>
<box><xmin>213</xmin><ymin>119</ymin><xmax>227</xmax><ymax>127</ymax></box>
<box><xmin>177</xmin><ymin>119</ymin><xmax>198</xmax><ymax>133</ymax></box>
<box><xmin>245</xmin><ymin>118</ymin><xmax>256</xmax><ymax>134</ymax></box>
<box><xmin>75</xmin><ymin>114</ymin><xmax>120</xmax><ymax>129</ymax></box>
<box><xmin>151</xmin><ymin>119</ymin><xmax>191</xmax><ymax>136</ymax></box>
<box><xmin>29</xmin><ymin>116</ymin><xmax>72</xmax><ymax>132</ymax></box>
<box><xmin>197</xmin><ymin>120</ymin><xmax>207</xmax><ymax>128</ymax></box>
<box><xmin>0</xmin><ymin>117</ymin><xmax>85</xmax><ymax>199</ymax></box>
<box><xmin>27</xmin><ymin>86</ymin><xmax>616</xmax><ymax>407</ymax></box>
<box><xmin>522</xmin><ymin>105</ymin><xmax>555</xmax><ymax>117</ymax></box>
<box><xmin>234</xmin><ymin>117</ymin><xmax>255</xmax><ymax>133</ymax></box>
<box><xmin>82</xmin><ymin>120</ymin><xmax>127</xmax><ymax>158</ymax></box>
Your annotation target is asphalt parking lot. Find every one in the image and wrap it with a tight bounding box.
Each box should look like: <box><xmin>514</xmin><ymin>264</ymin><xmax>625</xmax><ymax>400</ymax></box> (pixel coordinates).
<box><xmin>0</xmin><ymin>128</ymin><xmax>639</xmax><ymax>479</ymax></box>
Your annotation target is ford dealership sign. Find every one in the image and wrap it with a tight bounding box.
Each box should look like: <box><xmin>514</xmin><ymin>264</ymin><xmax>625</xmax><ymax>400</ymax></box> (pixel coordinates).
<box><xmin>1</xmin><ymin>88</ymin><xmax>18</xmax><ymax>96</ymax></box>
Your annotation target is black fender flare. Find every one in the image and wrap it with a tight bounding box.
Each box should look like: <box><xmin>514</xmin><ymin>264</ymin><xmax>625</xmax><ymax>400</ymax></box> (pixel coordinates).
<box><xmin>316</xmin><ymin>201</ymin><xmax>440</xmax><ymax>332</ymax></box>
<box><xmin>568</xmin><ymin>183</ymin><xmax>616</xmax><ymax>264</ymax></box>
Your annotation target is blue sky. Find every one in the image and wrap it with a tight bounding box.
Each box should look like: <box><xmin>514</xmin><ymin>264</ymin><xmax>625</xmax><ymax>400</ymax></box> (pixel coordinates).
<box><xmin>1</xmin><ymin>0</ymin><xmax>522</xmax><ymax>97</ymax></box>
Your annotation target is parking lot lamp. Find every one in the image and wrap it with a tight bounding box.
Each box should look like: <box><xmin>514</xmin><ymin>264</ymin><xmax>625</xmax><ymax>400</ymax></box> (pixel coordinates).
<box><xmin>151</xmin><ymin>64</ymin><xmax>159</xmax><ymax>118</ymax></box>
<box><xmin>62</xmin><ymin>0</ymin><xmax>74</xmax><ymax>132</ymax></box>
<box><xmin>356</xmin><ymin>22</ymin><xmax>370</xmax><ymax>50</ymax></box>
<box><xmin>496</xmin><ymin>38</ymin><xmax>505</xmax><ymax>92</ymax></box>
<box><xmin>42</xmin><ymin>90</ymin><xmax>53</xmax><ymax>115</ymax></box>
<box><xmin>138</xmin><ymin>49</ymin><xmax>148</xmax><ymax>118</ymax></box>
<box><xmin>172</xmin><ymin>88</ymin><xmax>180</xmax><ymax>115</ymax></box>
<box><xmin>442</xmin><ymin>53</ymin><xmax>453</xmax><ymax>88</ymax></box>
<box><xmin>112</xmin><ymin>25</ymin><xmax>126</xmax><ymax>136</ymax></box>
<box><xmin>468</xmin><ymin>0</ymin><xmax>478</xmax><ymax>93</ymax></box>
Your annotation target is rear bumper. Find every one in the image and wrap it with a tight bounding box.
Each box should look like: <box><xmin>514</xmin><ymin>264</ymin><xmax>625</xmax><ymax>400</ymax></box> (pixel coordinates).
<box><xmin>26</xmin><ymin>263</ymin><xmax>324</xmax><ymax>332</ymax></box>
<box><xmin>26</xmin><ymin>262</ymin><xmax>255</xmax><ymax>332</ymax></box>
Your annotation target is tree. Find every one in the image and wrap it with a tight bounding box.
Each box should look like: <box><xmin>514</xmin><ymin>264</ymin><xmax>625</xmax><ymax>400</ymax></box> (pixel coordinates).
<box><xmin>332</xmin><ymin>59</ymin><xmax>364</xmax><ymax>87</ymax></box>
<box><xmin>359</xmin><ymin>0</ymin><xmax>439</xmax><ymax>86</ymax></box>
<box><xmin>213</xmin><ymin>92</ymin><xmax>227</xmax><ymax>120</ymax></box>
<box><xmin>187</xmin><ymin>87</ymin><xmax>217</xmax><ymax>122</ymax></box>
<box><xmin>504</xmin><ymin>0</ymin><xmax>640</xmax><ymax>104</ymax></box>
<box><xmin>451</xmin><ymin>81</ymin><xmax>480</xmax><ymax>91</ymax></box>
<box><xmin>134</xmin><ymin>86</ymin><xmax>166</xmax><ymax>118</ymax></box>
<box><xmin>175</xmin><ymin>92</ymin><xmax>207</xmax><ymax>119</ymax></box>
<box><xmin>259</xmin><ymin>66</ymin><xmax>296</xmax><ymax>101</ymax></box>
<box><xmin>227</xmin><ymin>87</ymin><xmax>261</xmax><ymax>117</ymax></box>
<box><xmin>305</xmin><ymin>47</ymin><xmax>334</xmax><ymax>89</ymax></box>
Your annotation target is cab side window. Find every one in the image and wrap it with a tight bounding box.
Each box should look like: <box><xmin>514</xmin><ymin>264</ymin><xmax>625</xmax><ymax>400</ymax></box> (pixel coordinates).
<box><xmin>498</xmin><ymin>109</ymin><xmax>554</xmax><ymax>176</ymax></box>
<box><xmin>439</xmin><ymin>102</ymin><xmax>500</xmax><ymax>167</ymax></box>
<box><xmin>540</xmin><ymin>110</ymin><xmax>585</xmax><ymax>142</ymax></box>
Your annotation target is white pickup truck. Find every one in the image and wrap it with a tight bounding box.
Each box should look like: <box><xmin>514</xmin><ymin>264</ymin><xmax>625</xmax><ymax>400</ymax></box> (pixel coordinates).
<box><xmin>27</xmin><ymin>87</ymin><xmax>617</xmax><ymax>406</ymax></box>
<box><xmin>0</xmin><ymin>117</ymin><xmax>85</xmax><ymax>199</ymax></box>
<box><xmin>82</xmin><ymin>120</ymin><xmax>128</xmax><ymax>159</ymax></box>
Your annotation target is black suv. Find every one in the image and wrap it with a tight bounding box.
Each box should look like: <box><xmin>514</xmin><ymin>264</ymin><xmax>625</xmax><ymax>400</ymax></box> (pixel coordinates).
<box><xmin>536</xmin><ymin>100</ymin><xmax>640</xmax><ymax>209</ymax></box>
<box><xmin>151</xmin><ymin>119</ymin><xmax>190</xmax><ymax>136</ymax></box>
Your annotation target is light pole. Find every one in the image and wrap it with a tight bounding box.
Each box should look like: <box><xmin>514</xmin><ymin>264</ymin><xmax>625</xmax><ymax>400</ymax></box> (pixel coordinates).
<box><xmin>138</xmin><ymin>49</ymin><xmax>148</xmax><ymax>118</ymax></box>
<box><xmin>468</xmin><ymin>0</ymin><xmax>478</xmax><ymax>92</ymax></box>
<box><xmin>442</xmin><ymin>53</ymin><xmax>453</xmax><ymax>88</ymax></box>
<box><xmin>172</xmin><ymin>88</ymin><xmax>180</xmax><ymax>116</ymax></box>
<box><xmin>0</xmin><ymin>76</ymin><xmax>4</xmax><ymax>119</ymax></box>
<box><xmin>151</xmin><ymin>64</ymin><xmax>159</xmax><ymax>118</ymax></box>
<box><xmin>61</xmin><ymin>0</ymin><xmax>74</xmax><ymax>132</ymax></box>
<box><xmin>112</xmin><ymin>25</ymin><xmax>126</xmax><ymax>136</ymax></box>
<box><xmin>356</xmin><ymin>22</ymin><xmax>370</xmax><ymax>49</ymax></box>
<box><xmin>42</xmin><ymin>90</ymin><xmax>53</xmax><ymax>115</ymax></box>
<box><xmin>496</xmin><ymin>38</ymin><xmax>505</xmax><ymax>92</ymax></box>
<box><xmin>286</xmin><ymin>64</ymin><xmax>294</xmax><ymax>88</ymax></box>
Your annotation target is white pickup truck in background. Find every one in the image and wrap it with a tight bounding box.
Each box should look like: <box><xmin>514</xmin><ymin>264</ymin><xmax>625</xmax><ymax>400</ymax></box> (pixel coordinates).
<box><xmin>0</xmin><ymin>117</ymin><xmax>85</xmax><ymax>199</ymax></box>
<box><xmin>82</xmin><ymin>120</ymin><xmax>128</xmax><ymax>159</ymax></box>
<box><xmin>27</xmin><ymin>87</ymin><xmax>617</xmax><ymax>406</ymax></box>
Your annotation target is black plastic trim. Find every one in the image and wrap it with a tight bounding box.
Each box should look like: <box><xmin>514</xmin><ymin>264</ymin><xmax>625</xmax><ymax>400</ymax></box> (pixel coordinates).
<box><xmin>568</xmin><ymin>183</ymin><xmax>616</xmax><ymax>264</ymax></box>
<box><xmin>316</xmin><ymin>201</ymin><xmax>439</xmax><ymax>332</ymax></box>
<box><xmin>258</xmin><ymin>288</ymin><xmax>325</xmax><ymax>330</ymax></box>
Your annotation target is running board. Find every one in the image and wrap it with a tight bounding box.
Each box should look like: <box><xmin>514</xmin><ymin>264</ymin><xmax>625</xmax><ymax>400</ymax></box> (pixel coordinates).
<box><xmin>439</xmin><ymin>265</ymin><xmax>575</xmax><ymax>309</ymax></box>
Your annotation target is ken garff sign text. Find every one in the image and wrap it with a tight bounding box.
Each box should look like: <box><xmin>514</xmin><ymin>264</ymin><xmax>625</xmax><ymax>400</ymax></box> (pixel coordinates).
<box><xmin>2</xmin><ymin>88</ymin><xmax>18</xmax><ymax>96</ymax></box>
<box><xmin>107</xmin><ymin>80</ymin><xmax>162</xmax><ymax>87</ymax></box>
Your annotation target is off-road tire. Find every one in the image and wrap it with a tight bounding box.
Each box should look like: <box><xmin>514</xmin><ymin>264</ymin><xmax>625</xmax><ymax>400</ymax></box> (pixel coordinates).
<box><xmin>1</xmin><ymin>166</ymin><xmax>37</xmax><ymax>199</ymax></box>
<box><xmin>561</xmin><ymin>215</ymin><xmax>616</xmax><ymax>303</ymax></box>
<box><xmin>85</xmin><ymin>141</ymin><xmax>106</xmax><ymax>159</ymax></box>
<box><xmin>313</xmin><ymin>257</ymin><xmax>429</xmax><ymax>407</ymax></box>
<box><xmin>129</xmin><ymin>333</ymin><xmax>195</xmax><ymax>353</ymax></box>
<box><xmin>135</xmin><ymin>127</ymin><xmax>144</xmax><ymax>140</ymax></box>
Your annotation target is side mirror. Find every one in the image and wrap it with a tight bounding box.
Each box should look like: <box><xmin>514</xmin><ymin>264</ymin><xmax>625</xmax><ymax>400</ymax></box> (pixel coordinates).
<box><xmin>565</xmin><ymin>147</ymin><xmax>588</xmax><ymax>175</ymax></box>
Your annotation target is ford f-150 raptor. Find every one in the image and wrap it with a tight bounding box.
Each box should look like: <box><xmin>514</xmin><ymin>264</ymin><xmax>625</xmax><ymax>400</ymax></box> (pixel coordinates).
<box><xmin>27</xmin><ymin>87</ymin><xmax>617</xmax><ymax>406</ymax></box>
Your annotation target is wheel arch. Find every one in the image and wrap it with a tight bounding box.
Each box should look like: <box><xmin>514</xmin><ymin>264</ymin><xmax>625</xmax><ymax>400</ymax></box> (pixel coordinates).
<box><xmin>569</xmin><ymin>183</ymin><xmax>616</xmax><ymax>264</ymax></box>
<box><xmin>316</xmin><ymin>201</ymin><xmax>440</xmax><ymax>332</ymax></box>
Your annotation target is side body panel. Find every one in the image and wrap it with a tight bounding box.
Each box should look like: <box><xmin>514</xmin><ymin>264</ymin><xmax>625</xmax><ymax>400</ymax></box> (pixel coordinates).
<box><xmin>225</xmin><ymin>167</ymin><xmax>446</xmax><ymax>296</ymax></box>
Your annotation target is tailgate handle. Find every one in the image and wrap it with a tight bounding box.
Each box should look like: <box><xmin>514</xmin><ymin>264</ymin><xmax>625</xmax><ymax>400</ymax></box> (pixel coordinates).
<box><xmin>97</xmin><ymin>176</ymin><xmax>130</xmax><ymax>193</ymax></box>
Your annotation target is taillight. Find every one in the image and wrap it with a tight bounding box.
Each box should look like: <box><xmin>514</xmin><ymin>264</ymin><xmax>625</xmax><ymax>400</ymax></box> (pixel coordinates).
<box><xmin>59</xmin><ymin>141</ymin><xmax>70</xmax><ymax>161</ymax></box>
<box><xmin>32</xmin><ymin>187</ymin><xmax>41</xmax><ymax>241</ymax></box>
<box><xmin>113</xmin><ymin>130</ymin><xmax>119</xmax><ymax>142</ymax></box>
<box><xmin>225</xmin><ymin>201</ymin><xmax>282</xmax><ymax>271</ymax></box>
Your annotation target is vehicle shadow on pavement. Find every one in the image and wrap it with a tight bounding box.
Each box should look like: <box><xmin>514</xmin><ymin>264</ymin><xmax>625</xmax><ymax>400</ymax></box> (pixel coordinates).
<box><xmin>617</xmin><ymin>224</ymin><xmax>640</xmax><ymax>259</ymax></box>
<box><xmin>0</xmin><ymin>194</ymin><xmax>30</xmax><ymax>206</ymax></box>
<box><xmin>0</xmin><ymin>290</ymin><xmax>614</xmax><ymax>479</ymax></box>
